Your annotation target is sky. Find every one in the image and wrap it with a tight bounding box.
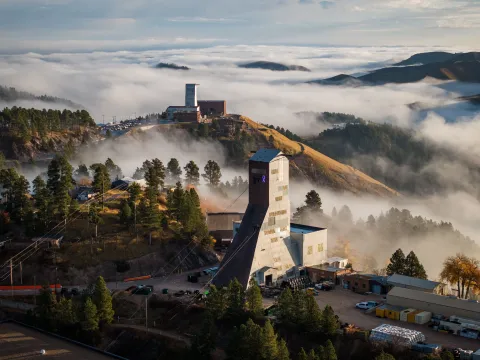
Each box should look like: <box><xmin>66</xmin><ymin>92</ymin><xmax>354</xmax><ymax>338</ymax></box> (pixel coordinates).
<box><xmin>0</xmin><ymin>0</ymin><xmax>479</xmax><ymax>53</ymax></box>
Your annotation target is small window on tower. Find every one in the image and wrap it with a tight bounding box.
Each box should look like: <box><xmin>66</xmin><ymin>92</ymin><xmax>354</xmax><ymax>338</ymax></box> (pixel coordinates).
<box><xmin>275</xmin><ymin>196</ymin><xmax>282</xmax><ymax>201</ymax></box>
<box><xmin>307</xmin><ymin>246</ymin><xmax>313</xmax><ymax>255</ymax></box>
<box><xmin>268</xmin><ymin>217</ymin><xmax>276</xmax><ymax>226</ymax></box>
<box><xmin>318</xmin><ymin>244</ymin><xmax>323</xmax><ymax>252</ymax></box>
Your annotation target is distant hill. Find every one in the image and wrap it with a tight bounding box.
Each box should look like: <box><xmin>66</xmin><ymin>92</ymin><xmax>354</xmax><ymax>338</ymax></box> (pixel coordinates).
<box><xmin>240</xmin><ymin>116</ymin><xmax>399</xmax><ymax>197</ymax></box>
<box><xmin>460</xmin><ymin>94</ymin><xmax>480</xmax><ymax>104</ymax></box>
<box><xmin>154</xmin><ymin>62</ymin><xmax>190</xmax><ymax>70</ymax></box>
<box><xmin>239</xmin><ymin>61</ymin><xmax>311</xmax><ymax>72</ymax></box>
<box><xmin>306</xmin><ymin>120</ymin><xmax>480</xmax><ymax>196</ymax></box>
<box><xmin>307</xmin><ymin>74</ymin><xmax>364</xmax><ymax>86</ymax></box>
<box><xmin>0</xmin><ymin>85</ymin><xmax>83</xmax><ymax>109</ymax></box>
<box><xmin>308</xmin><ymin>52</ymin><xmax>480</xmax><ymax>85</ymax></box>
<box><xmin>393</xmin><ymin>51</ymin><xmax>456</xmax><ymax>66</ymax></box>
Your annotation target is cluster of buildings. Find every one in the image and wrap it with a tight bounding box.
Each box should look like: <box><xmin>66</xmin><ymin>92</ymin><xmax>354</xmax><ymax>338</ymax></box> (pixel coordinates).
<box><xmin>166</xmin><ymin>84</ymin><xmax>227</xmax><ymax>122</ymax></box>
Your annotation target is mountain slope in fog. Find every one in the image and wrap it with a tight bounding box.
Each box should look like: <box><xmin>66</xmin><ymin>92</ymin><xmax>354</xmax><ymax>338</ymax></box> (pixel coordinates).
<box><xmin>0</xmin><ymin>85</ymin><xmax>84</xmax><ymax>109</ymax></box>
<box><xmin>238</xmin><ymin>61</ymin><xmax>311</xmax><ymax>72</ymax></box>
<box><xmin>392</xmin><ymin>51</ymin><xmax>457</xmax><ymax>66</ymax></box>
<box><xmin>241</xmin><ymin>116</ymin><xmax>399</xmax><ymax>197</ymax></box>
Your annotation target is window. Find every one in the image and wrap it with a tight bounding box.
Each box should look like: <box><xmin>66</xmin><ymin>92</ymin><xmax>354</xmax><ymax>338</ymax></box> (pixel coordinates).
<box><xmin>307</xmin><ymin>246</ymin><xmax>313</xmax><ymax>255</ymax></box>
<box><xmin>271</xmin><ymin>169</ymin><xmax>279</xmax><ymax>174</ymax></box>
<box><xmin>264</xmin><ymin>229</ymin><xmax>275</xmax><ymax>235</ymax></box>
<box><xmin>271</xmin><ymin>237</ymin><xmax>278</xmax><ymax>243</ymax></box>
<box><xmin>268</xmin><ymin>217</ymin><xmax>275</xmax><ymax>226</ymax></box>
<box><xmin>317</xmin><ymin>244</ymin><xmax>323</xmax><ymax>252</ymax></box>
<box><xmin>269</xmin><ymin>210</ymin><xmax>287</xmax><ymax>217</ymax></box>
<box><xmin>275</xmin><ymin>196</ymin><xmax>283</xmax><ymax>201</ymax></box>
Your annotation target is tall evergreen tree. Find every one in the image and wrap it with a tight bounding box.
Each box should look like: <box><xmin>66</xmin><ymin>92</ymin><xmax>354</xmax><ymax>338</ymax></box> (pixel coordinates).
<box><xmin>74</xmin><ymin>164</ymin><xmax>90</xmax><ymax>179</ymax></box>
<box><xmin>128</xmin><ymin>182</ymin><xmax>142</xmax><ymax>202</ymax></box>
<box><xmin>338</xmin><ymin>205</ymin><xmax>353</xmax><ymax>225</ymax></box>
<box><xmin>167</xmin><ymin>158</ymin><xmax>182</xmax><ymax>183</ymax></box>
<box><xmin>305</xmin><ymin>294</ymin><xmax>322</xmax><ymax>333</ymax></box>
<box><xmin>297</xmin><ymin>348</ymin><xmax>308</xmax><ymax>360</ymax></box>
<box><xmin>202</xmin><ymin>160</ymin><xmax>222</xmax><ymax>187</ymax></box>
<box><xmin>119</xmin><ymin>199</ymin><xmax>132</xmax><ymax>227</ymax></box>
<box><xmin>105</xmin><ymin>158</ymin><xmax>123</xmax><ymax>180</ymax></box>
<box><xmin>91</xmin><ymin>163</ymin><xmax>110</xmax><ymax>210</ymax></box>
<box><xmin>227</xmin><ymin>278</ymin><xmax>245</xmax><ymax>315</ymax></box>
<box><xmin>189</xmin><ymin>315</ymin><xmax>217</xmax><ymax>360</ymax></box>
<box><xmin>305</xmin><ymin>190</ymin><xmax>322</xmax><ymax>212</ymax></box>
<box><xmin>308</xmin><ymin>349</ymin><xmax>320</xmax><ymax>360</ymax></box>
<box><xmin>55</xmin><ymin>297</ymin><xmax>77</xmax><ymax>325</ymax></box>
<box><xmin>324</xmin><ymin>340</ymin><xmax>337</xmax><ymax>360</ymax></box>
<box><xmin>321</xmin><ymin>305</ymin><xmax>338</xmax><ymax>336</ymax></box>
<box><xmin>82</xmin><ymin>297</ymin><xmax>99</xmax><ymax>331</ymax></box>
<box><xmin>261</xmin><ymin>320</ymin><xmax>278</xmax><ymax>360</ymax></box>
<box><xmin>386</xmin><ymin>248</ymin><xmax>406</xmax><ymax>276</ymax></box>
<box><xmin>167</xmin><ymin>181</ymin><xmax>185</xmax><ymax>221</ymax></box>
<box><xmin>277</xmin><ymin>338</ymin><xmax>290</xmax><ymax>360</ymax></box>
<box><xmin>93</xmin><ymin>276</ymin><xmax>114</xmax><ymax>324</ymax></box>
<box><xmin>277</xmin><ymin>287</ymin><xmax>295</xmax><ymax>323</ymax></box>
<box><xmin>331</xmin><ymin>207</ymin><xmax>337</xmax><ymax>217</ymax></box>
<box><xmin>404</xmin><ymin>251</ymin><xmax>427</xmax><ymax>279</ymax></box>
<box><xmin>245</xmin><ymin>278</ymin><xmax>263</xmax><ymax>317</ymax></box>
<box><xmin>88</xmin><ymin>203</ymin><xmax>103</xmax><ymax>238</ymax></box>
<box><xmin>184</xmin><ymin>160</ymin><xmax>200</xmax><ymax>186</ymax></box>
<box><xmin>205</xmin><ymin>285</ymin><xmax>228</xmax><ymax>320</ymax></box>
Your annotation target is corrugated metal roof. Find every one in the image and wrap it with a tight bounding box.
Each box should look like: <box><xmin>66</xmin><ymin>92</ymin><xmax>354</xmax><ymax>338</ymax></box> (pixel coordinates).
<box><xmin>387</xmin><ymin>274</ymin><xmax>440</xmax><ymax>290</ymax></box>
<box><xmin>388</xmin><ymin>287</ymin><xmax>480</xmax><ymax>313</ymax></box>
<box><xmin>250</xmin><ymin>148</ymin><xmax>283</xmax><ymax>163</ymax></box>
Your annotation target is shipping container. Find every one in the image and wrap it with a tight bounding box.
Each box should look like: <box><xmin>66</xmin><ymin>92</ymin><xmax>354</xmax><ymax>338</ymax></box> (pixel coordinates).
<box><xmin>386</xmin><ymin>308</ymin><xmax>401</xmax><ymax>321</ymax></box>
<box><xmin>400</xmin><ymin>309</ymin><xmax>416</xmax><ymax>322</ymax></box>
<box><xmin>412</xmin><ymin>343</ymin><xmax>440</xmax><ymax>354</ymax></box>
<box><xmin>408</xmin><ymin>310</ymin><xmax>422</xmax><ymax>323</ymax></box>
<box><xmin>415</xmin><ymin>311</ymin><xmax>432</xmax><ymax>325</ymax></box>
<box><xmin>376</xmin><ymin>306</ymin><xmax>386</xmax><ymax>318</ymax></box>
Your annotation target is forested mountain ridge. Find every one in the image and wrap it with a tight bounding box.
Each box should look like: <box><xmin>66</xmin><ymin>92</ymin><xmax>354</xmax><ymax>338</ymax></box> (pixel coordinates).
<box><xmin>0</xmin><ymin>106</ymin><xmax>99</xmax><ymax>161</ymax></box>
<box><xmin>0</xmin><ymin>85</ymin><xmax>83</xmax><ymax>108</ymax></box>
<box><xmin>306</xmin><ymin>120</ymin><xmax>480</xmax><ymax>195</ymax></box>
<box><xmin>239</xmin><ymin>61</ymin><xmax>311</xmax><ymax>72</ymax></box>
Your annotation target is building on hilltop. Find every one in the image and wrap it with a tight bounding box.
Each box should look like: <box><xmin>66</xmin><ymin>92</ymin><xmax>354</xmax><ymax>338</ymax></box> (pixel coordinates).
<box><xmin>166</xmin><ymin>84</ymin><xmax>227</xmax><ymax>122</ymax></box>
<box><xmin>212</xmin><ymin>148</ymin><xmax>328</xmax><ymax>289</ymax></box>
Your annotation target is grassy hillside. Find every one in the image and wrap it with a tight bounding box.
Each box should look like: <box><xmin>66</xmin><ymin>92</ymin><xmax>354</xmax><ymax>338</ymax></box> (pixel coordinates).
<box><xmin>240</xmin><ymin>116</ymin><xmax>399</xmax><ymax>197</ymax></box>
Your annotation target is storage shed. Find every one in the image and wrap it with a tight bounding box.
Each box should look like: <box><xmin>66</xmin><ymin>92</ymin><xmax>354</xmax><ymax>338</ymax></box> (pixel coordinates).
<box><xmin>370</xmin><ymin>324</ymin><xmax>425</xmax><ymax>347</ymax></box>
<box><xmin>387</xmin><ymin>274</ymin><xmax>443</xmax><ymax>293</ymax></box>
<box><xmin>388</xmin><ymin>287</ymin><xmax>480</xmax><ymax>321</ymax></box>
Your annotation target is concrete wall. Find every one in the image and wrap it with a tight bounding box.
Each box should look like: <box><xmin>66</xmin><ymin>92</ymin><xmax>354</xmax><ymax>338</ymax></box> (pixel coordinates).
<box><xmin>301</xmin><ymin>230</ymin><xmax>328</xmax><ymax>267</ymax></box>
<box><xmin>387</xmin><ymin>295</ymin><xmax>480</xmax><ymax>321</ymax></box>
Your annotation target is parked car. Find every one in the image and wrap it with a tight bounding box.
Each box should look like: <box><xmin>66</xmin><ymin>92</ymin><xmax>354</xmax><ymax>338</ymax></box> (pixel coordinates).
<box><xmin>315</xmin><ymin>283</ymin><xmax>333</xmax><ymax>291</ymax></box>
<box><xmin>71</xmin><ymin>288</ymin><xmax>79</xmax><ymax>296</ymax></box>
<box><xmin>174</xmin><ymin>290</ymin><xmax>185</xmax><ymax>297</ymax></box>
<box><xmin>355</xmin><ymin>301</ymin><xmax>378</xmax><ymax>310</ymax></box>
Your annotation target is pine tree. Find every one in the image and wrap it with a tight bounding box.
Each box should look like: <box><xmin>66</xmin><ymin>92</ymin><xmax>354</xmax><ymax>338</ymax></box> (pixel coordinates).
<box><xmin>316</xmin><ymin>345</ymin><xmax>325</xmax><ymax>360</ymax></box>
<box><xmin>47</xmin><ymin>156</ymin><xmax>74</xmax><ymax>219</ymax></box>
<box><xmin>277</xmin><ymin>338</ymin><xmax>290</xmax><ymax>360</ymax></box>
<box><xmin>227</xmin><ymin>278</ymin><xmax>245</xmax><ymax>315</ymax></box>
<box><xmin>202</xmin><ymin>160</ymin><xmax>222</xmax><ymax>187</ymax></box>
<box><xmin>260</xmin><ymin>320</ymin><xmax>278</xmax><ymax>360</ymax></box>
<box><xmin>366</xmin><ymin>215</ymin><xmax>376</xmax><ymax>229</ymax></box>
<box><xmin>91</xmin><ymin>163</ymin><xmax>110</xmax><ymax>210</ymax></box>
<box><xmin>297</xmin><ymin>348</ymin><xmax>308</xmax><ymax>360</ymax></box>
<box><xmin>184</xmin><ymin>160</ymin><xmax>200</xmax><ymax>186</ymax></box>
<box><xmin>105</xmin><ymin>158</ymin><xmax>123</xmax><ymax>180</ymax></box>
<box><xmin>93</xmin><ymin>276</ymin><xmax>114</xmax><ymax>324</ymax></box>
<box><xmin>308</xmin><ymin>349</ymin><xmax>320</xmax><ymax>360</ymax></box>
<box><xmin>55</xmin><ymin>297</ymin><xmax>77</xmax><ymax>325</ymax></box>
<box><xmin>167</xmin><ymin>158</ymin><xmax>182</xmax><ymax>183</ymax></box>
<box><xmin>128</xmin><ymin>182</ymin><xmax>142</xmax><ymax>202</ymax></box>
<box><xmin>82</xmin><ymin>297</ymin><xmax>99</xmax><ymax>331</ymax></box>
<box><xmin>88</xmin><ymin>203</ymin><xmax>103</xmax><ymax>238</ymax></box>
<box><xmin>167</xmin><ymin>181</ymin><xmax>185</xmax><ymax>221</ymax></box>
<box><xmin>386</xmin><ymin>248</ymin><xmax>406</xmax><ymax>276</ymax></box>
<box><xmin>305</xmin><ymin>294</ymin><xmax>322</xmax><ymax>333</ymax></box>
<box><xmin>338</xmin><ymin>205</ymin><xmax>353</xmax><ymax>225</ymax></box>
<box><xmin>119</xmin><ymin>200</ymin><xmax>132</xmax><ymax>227</ymax></box>
<box><xmin>277</xmin><ymin>287</ymin><xmax>295</xmax><ymax>323</ymax></box>
<box><xmin>321</xmin><ymin>305</ymin><xmax>338</xmax><ymax>336</ymax></box>
<box><xmin>292</xmin><ymin>290</ymin><xmax>308</xmax><ymax>325</ymax></box>
<box><xmin>205</xmin><ymin>285</ymin><xmax>228</xmax><ymax>319</ymax></box>
<box><xmin>324</xmin><ymin>340</ymin><xmax>337</xmax><ymax>360</ymax></box>
<box><xmin>404</xmin><ymin>251</ymin><xmax>427</xmax><ymax>279</ymax></box>
<box><xmin>74</xmin><ymin>164</ymin><xmax>89</xmax><ymax>179</ymax></box>
<box><xmin>305</xmin><ymin>190</ymin><xmax>322</xmax><ymax>212</ymax></box>
<box><xmin>375</xmin><ymin>352</ymin><xmax>395</xmax><ymax>360</ymax></box>
<box><xmin>245</xmin><ymin>278</ymin><xmax>263</xmax><ymax>317</ymax></box>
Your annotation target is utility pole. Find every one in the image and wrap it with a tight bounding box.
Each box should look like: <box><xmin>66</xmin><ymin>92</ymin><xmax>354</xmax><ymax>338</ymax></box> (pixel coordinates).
<box><xmin>10</xmin><ymin>259</ymin><xmax>13</xmax><ymax>298</ymax></box>
<box><xmin>134</xmin><ymin>202</ymin><xmax>137</xmax><ymax>242</ymax></box>
<box><xmin>20</xmin><ymin>262</ymin><xmax>22</xmax><ymax>285</ymax></box>
<box><xmin>145</xmin><ymin>296</ymin><xmax>148</xmax><ymax>332</ymax></box>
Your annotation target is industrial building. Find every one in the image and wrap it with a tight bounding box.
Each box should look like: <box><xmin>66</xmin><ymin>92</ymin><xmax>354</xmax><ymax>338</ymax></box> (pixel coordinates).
<box><xmin>387</xmin><ymin>287</ymin><xmax>480</xmax><ymax>321</ymax></box>
<box><xmin>212</xmin><ymin>148</ymin><xmax>329</xmax><ymax>289</ymax></box>
<box><xmin>206</xmin><ymin>212</ymin><xmax>244</xmax><ymax>246</ymax></box>
<box><xmin>387</xmin><ymin>274</ymin><xmax>444</xmax><ymax>294</ymax></box>
<box><xmin>344</xmin><ymin>273</ymin><xmax>389</xmax><ymax>294</ymax></box>
<box><xmin>166</xmin><ymin>84</ymin><xmax>227</xmax><ymax>122</ymax></box>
